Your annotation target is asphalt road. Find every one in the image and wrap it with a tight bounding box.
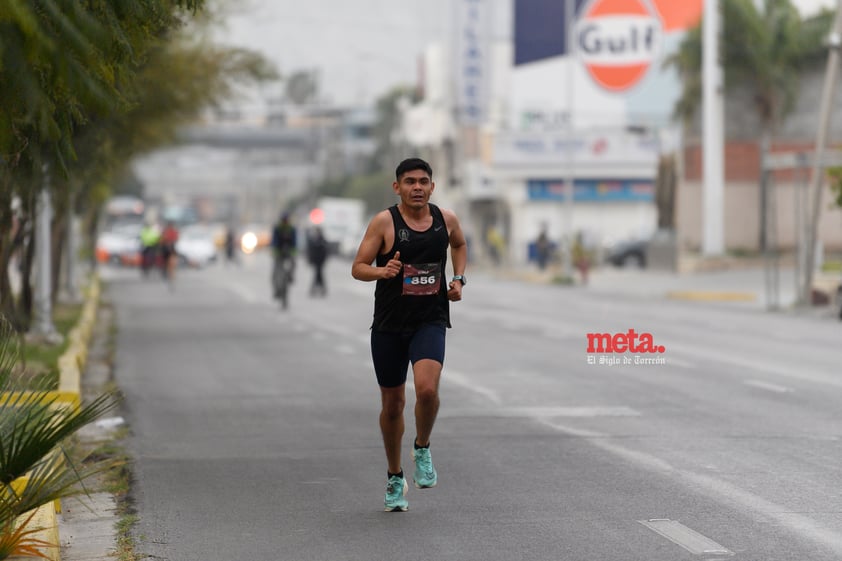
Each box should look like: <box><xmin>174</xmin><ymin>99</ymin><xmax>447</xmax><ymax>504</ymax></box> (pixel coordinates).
<box><xmin>105</xmin><ymin>253</ymin><xmax>842</xmax><ymax>561</ymax></box>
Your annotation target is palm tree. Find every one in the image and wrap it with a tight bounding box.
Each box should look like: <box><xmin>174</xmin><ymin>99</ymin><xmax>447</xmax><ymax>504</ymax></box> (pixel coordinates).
<box><xmin>0</xmin><ymin>317</ymin><xmax>116</xmax><ymax>559</ymax></box>
<box><xmin>665</xmin><ymin>0</ymin><xmax>833</xmax><ymax>249</ymax></box>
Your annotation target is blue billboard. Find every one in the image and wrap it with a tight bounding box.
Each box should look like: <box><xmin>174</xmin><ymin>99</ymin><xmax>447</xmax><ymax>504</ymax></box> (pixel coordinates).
<box><xmin>514</xmin><ymin>0</ymin><xmax>587</xmax><ymax>65</ymax></box>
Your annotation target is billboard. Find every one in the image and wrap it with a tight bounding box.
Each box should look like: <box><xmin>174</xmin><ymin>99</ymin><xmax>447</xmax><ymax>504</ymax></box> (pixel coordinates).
<box><xmin>511</xmin><ymin>0</ymin><xmax>703</xmax><ymax>130</ymax></box>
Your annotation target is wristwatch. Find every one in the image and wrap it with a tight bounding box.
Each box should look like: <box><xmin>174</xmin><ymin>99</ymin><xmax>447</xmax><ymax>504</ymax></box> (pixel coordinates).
<box><xmin>452</xmin><ymin>275</ymin><xmax>466</xmax><ymax>286</ymax></box>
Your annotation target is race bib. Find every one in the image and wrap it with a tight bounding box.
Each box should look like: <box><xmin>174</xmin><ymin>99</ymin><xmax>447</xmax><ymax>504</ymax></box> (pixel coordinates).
<box><xmin>402</xmin><ymin>262</ymin><xmax>442</xmax><ymax>296</ymax></box>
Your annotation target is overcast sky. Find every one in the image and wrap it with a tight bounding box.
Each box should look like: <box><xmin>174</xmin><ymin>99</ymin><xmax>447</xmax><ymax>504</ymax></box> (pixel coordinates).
<box><xmin>210</xmin><ymin>0</ymin><xmax>838</xmax><ymax>108</ymax></box>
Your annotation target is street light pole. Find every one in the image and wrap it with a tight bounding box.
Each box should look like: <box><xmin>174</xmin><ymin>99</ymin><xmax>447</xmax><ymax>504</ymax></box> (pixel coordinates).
<box><xmin>702</xmin><ymin>0</ymin><xmax>725</xmax><ymax>256</ymax></box>
<box><xmin>801</xmin><ymin>0</ymin><xmax>842</xmax><ymax>306</ymax></box>
<box><xmin>562</xmin><ymin>0</ymin><xmax>576</xmax><ymax>279</ymax></box>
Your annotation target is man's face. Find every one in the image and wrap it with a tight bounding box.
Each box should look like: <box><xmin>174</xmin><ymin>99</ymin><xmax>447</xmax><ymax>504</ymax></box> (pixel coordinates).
<box><xmin>393</xmin><ymin>169</ymin><xmax>434</xmax><ymax>210</ymax></box>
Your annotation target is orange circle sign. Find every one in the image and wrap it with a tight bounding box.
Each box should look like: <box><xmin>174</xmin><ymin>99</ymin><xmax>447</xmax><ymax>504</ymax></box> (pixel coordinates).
<box><xmin>576</xmin><ymin>0</ymin><xmax>663</xmax><ymax>92</ymax></box>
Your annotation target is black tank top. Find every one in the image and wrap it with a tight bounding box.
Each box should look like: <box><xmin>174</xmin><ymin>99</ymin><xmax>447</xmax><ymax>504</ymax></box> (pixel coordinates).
<box><xmin>372</xmin><ymin>204</ymin><xmax>450</xmax><ymax>332</ymax></box>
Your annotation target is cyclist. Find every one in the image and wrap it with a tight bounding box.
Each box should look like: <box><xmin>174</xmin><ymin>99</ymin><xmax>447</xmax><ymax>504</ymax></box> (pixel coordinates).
<box><xmin>160</xmin><ymin>221</ymin><xmax>179</xmax><ymax>283</ymax></box>
<box><xmin>270</xmin><ymin>212</ymin><xmax>298</xmax><ymax>300</ymax></box>
<box><xmin>139</xmin><ymin>219</ymin><xmax>161</xmax><ymax>277</ymax></box>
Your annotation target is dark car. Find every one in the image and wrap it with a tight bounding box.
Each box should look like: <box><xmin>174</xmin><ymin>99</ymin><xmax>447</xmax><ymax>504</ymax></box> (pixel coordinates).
<box><xmin>837</xmin><ymin>283</ymin><xmax>842</xmax><ymax>320</ymax></box>
<box><xmin>605</xmin><ymin>238</ymin><xmax>647</xmax><ymax>268</ymax></box>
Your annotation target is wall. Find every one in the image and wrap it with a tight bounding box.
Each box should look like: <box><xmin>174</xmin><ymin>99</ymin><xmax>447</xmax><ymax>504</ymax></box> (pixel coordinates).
<box><xmin>677</xmin><ymin>179</ymin><xmax>842</xmax><ymax>252</ymax></box>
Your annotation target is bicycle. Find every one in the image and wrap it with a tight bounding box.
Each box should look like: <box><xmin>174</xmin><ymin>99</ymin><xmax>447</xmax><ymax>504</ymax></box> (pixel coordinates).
<box><xmin>272</xmin><ymin>255</ymin><xmax>295</xmax><ymax>309</ymax></box>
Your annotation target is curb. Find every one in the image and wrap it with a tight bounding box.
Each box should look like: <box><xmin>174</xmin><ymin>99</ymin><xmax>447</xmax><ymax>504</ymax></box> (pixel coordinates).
<box><xmin>15</xmin><ymin>274</ymin><xmax>100</xmax><ymax>561</ymax></box>
<box><xmin>666</xmin><ymin>290</ymin><xmax>756</xmax><ymax>302</ymax></box>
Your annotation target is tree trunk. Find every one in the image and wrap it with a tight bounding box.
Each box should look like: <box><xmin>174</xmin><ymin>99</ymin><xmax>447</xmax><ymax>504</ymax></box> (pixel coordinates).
<box><xmin>18</xmin><ymin>216</ymin><xmax>36</xmax><ymax>331</ymax></box>
<box><xmin>655</xmin><ymin>154</ymin><xmax>677</xmax><ymax>230</ymax></box>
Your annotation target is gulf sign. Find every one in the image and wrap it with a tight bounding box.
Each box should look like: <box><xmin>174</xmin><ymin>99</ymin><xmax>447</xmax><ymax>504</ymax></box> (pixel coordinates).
<box><xmin>575</xmin><ymin>0</ymin><xmax>662</xmax><ymax>91</ymax></box>
<box><xmin>513</xmin><ymin>0</ymin><xmax>702</xmax><ymax>92</ymax></box>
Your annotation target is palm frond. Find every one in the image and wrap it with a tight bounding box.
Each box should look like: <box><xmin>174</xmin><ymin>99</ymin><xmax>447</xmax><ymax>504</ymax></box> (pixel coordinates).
<box><xmin>0</xmin><ymin>391</ymin><xmax>115</xmax><ymax>485</ymax></box>
<box><xmin>0</xmin><ymin>508</ymin><xmax>56</xmax><ymax>560</ymax></box>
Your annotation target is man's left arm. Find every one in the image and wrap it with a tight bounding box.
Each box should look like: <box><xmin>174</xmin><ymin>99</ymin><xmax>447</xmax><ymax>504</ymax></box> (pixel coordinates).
<box><xmin>444</xmin><ymin>210</ymin><xmax>467</xmax><ymax>300</ymax></box>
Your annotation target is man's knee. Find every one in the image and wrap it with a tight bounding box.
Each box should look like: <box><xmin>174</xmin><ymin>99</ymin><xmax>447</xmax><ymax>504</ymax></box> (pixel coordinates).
<box><xmin>415</xmin><ymin>385</ymin><xmax>438</xmax><ymax>405</ymax></box>
<box><xmin>381</xmin><ymin>390</ymin><xmax>406</xmax><ymax>418</ymax></box>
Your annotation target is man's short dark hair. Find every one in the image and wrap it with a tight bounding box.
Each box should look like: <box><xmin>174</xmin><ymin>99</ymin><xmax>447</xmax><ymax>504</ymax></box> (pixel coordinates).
<box><xmin>395</xmin><ymin>158</ymin><xmax>433</xmax><ymax>180</ymax></box>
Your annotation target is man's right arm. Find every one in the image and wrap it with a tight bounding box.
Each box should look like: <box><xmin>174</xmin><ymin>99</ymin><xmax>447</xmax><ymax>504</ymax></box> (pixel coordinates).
<box><xmin>351</xmin><ymin>212</ymin><xmax>401</xmax><ymax>282</ymax></box>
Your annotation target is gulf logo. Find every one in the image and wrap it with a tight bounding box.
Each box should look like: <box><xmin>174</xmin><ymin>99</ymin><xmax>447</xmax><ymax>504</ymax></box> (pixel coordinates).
<box><xmin>574</xmin><ymin>0</ymin><xmax>663</xmax><ymax>92</ymax></box>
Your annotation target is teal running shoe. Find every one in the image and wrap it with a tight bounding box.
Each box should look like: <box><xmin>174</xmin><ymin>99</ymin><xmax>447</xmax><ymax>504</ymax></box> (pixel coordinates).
<box><xmin>412</xmin><ymin>447</ymin><xmax>438</xmax><ymax>489</ymax></box>
<box><xmin>384</xmin><ymin>475</ymin><xmax>408</xmax><ymax>512</ymax></box>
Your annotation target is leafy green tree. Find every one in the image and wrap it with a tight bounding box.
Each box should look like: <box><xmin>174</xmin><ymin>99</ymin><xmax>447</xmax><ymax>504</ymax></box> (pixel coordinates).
<box><xmin>665</xmin><ymin>0</ymin><xmax>833</xmax><ymax>248</ymax></box>
<box><xmin>0</xmin><ymin>0</ymin><xmax>275</xmax><ymax>329</ymax></box>
<box><xmin>309</xmin><ymin>86</ymin><xmax>419</xmax><ymax>214</ymax></box>
<box><xmin>346</xmin><ymin>171</ymin><xmax>397</xmax><ymax>214</ymax></box>
<box><xmin>368</xmin><ymin>86</ymin><xmax>419</xmax><ymax>173</ymax></box>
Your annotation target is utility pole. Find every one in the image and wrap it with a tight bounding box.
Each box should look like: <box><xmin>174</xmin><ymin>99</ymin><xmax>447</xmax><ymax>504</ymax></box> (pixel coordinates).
<box><xmin>801</xmin><ymin>0</ymin><xmax>842</xmax><ymax>306</ymax></box>
<box><xmin>562</xmin><ymin>0</ymin><xmax>576</xmax><ymax>279</ymax></box>
<box><xmin>702</xmin><ymin>0</ymin><xmax>725</xmax><ymax>256</ymax></box>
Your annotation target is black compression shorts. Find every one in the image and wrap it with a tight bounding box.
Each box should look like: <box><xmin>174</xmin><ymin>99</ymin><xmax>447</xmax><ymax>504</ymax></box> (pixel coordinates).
<box><xmin>370</xmin><ymin>323</ymin><xmax>446</xmax><ymax>388</ymax></box>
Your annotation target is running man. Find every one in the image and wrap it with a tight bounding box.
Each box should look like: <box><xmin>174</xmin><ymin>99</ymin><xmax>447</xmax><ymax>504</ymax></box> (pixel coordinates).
<box><xmin>351</xmin><ymin>157</ymin><xmax>468</xmax><ymax>512</ymax></box>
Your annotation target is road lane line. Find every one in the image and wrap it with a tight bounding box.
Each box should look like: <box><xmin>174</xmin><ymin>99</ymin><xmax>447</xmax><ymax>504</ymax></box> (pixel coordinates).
<box><xmin>441</xmin><ymin>406</ymin><xmax>640</xmax><ymax>419</ymax></box>
<box><xmin>667</xmin><ymin>342</ymin><xmax>842</xmax><ymax>389</ymax></box>
<box><xmin>443</xmin><ymin>370</ymin><xmax>501</xmax><ymax>404</ymax></box>
<box><xmin>429</xmin><ymin>368</ymin><xmax>842</xmax><ymax>556</ymax></box>
<box><xmin>335</xmin><ymin>344</ymin><xmax>355</xmax><ymax>355</ymax></box>
<box><xmin>668</xmin><ymin>357</ymin><xmax>695</xmax><ymax>369</ymax></box>
<box><xmin>744</xmin><ymin>380</ymin><xmax>793</xmax><ymax>394</ymax></box>
<box><xmin>224</xmin><ymin>283</ymin><xmax>259</xmax><ymax>303</ymax></box>
<box><xmin>638</xmin><ymin>519</ymin><xmax>733</xmax><ymax>556</ymax></box>
<box><xmin>542</xmin><ymin>421</ymin><xmax>842</xmax><ymax>557</ymax></box>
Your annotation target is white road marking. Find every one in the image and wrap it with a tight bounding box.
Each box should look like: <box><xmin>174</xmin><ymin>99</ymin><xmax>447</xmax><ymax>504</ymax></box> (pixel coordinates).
<box><xmin>638</xmin><ymin>519</ymin><xmax>733</xmax><ymax>556</ymax></box>
<box><xmin>667</xmin><ymin>341</ymin><xmax>842</xmax><ymax>389</ymax></box>
<box><xmin>225</xmin><ymin>283</ymin><xmax>258</xmax><ymax>303</ymax></box>
<box><xmin>443</xmin><ymin>374</ymin><xmax>842</xmax><ymax>556</ymax></box>
<box><xmin>743</xmin><ymin>380</ymin><xmax>793</xmax><ymax>394</ymax></box>
<box><xmin>668</xmin><ymin>357</ymin><xmax>695</xmax><ymax>369</ymax></box>
<box><xmin>441</xmin><ymin>406</ymin><xmax>640</xmax><ymax>419</ymax></box>
<box><xmin>568</xmin><ymin>427</ymin><xmax>842</xmax><ymax>556</ymax></box>
<box><xmin>443</xmin><ymin>370</ymin><xmax>501</xmax><ymax>404</ymax></box>
<box><xmin>335</xmin><ymin>344</ymin><xmax>356</xmax><ymax>355</ymax></box>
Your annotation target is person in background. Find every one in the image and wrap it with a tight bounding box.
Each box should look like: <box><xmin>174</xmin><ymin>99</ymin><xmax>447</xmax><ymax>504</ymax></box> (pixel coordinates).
<box><xmin>307</xmin><ymin>226</ymin><xmax>329</xmax><ymax>297</ymax></box>
<box><xmin>139</xmin><ymin>219</ymin><xmax>161</xmax><ymax>277</ymax></box>
<box><xmin>224</xmin><ymin>225</ymin><xmax>238</xmax><ymax>265</ymax></box>
<box><xmin>486</xmin><ymin>225</ymin><xmax>504</xmax><ymax>267</ymax></box>
<box><xmin>270</xmin><ymin>212</ymin><xmax>298</xmax><ymax>297</ymax></box>
<box><xmin>534</xmin><ymin>227</ymin><xmax>552</xmax><ymax>271</ymax></box>
<box><xmin>159</xmin><ymin>221</ymin><xmax>179</xmax><ymax>283</ymax></box>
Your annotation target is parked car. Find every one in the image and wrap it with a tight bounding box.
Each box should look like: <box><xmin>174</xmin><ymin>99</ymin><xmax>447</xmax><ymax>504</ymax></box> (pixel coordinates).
<box><xmin>95</xmin><ymin>223</ymin><xmax>141</xmax><ymax>265</ymax></box>
<box><xmin>176</xmin><ymin>225</ymin><xmax>218</xmax><ymax>268</ymax></box>
<box><xmin>605</xmin><ymin>238</ymin><xmax>648</xmax><ymax>268</ymax></box>
<box><xmin>837</xmin><ymin>282</ymin><xmax>842</xmax><ymax>321</ymax></box>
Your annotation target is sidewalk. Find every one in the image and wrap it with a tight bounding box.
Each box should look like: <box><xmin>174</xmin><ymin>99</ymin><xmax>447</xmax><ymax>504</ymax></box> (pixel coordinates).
<box><xmin>489</xmin><ymin>260</ymin><xmax>841</xmax><ymax>315</ymax></box>
<box><xmin>58</xmin><ymin>296</ymin><xmax>122</xmax><ymax>561</ymax></box>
